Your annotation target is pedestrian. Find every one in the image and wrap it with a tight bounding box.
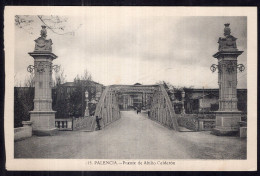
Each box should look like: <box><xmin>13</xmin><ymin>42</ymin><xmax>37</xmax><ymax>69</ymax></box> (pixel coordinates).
<box><xmin>137</xmin><ymin>106</ymin><xmax>141</xmax><ymax>114</ymax></box>
<box><xmin>96</xmin><ymin>115</ymin><xmax>102</xmax><ymax>130</ymax></box>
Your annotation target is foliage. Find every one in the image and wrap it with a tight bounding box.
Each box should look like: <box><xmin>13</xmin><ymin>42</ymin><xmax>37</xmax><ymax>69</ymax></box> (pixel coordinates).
<box><xmin>69</xmin><ymin>79</ymin><xmax>87</xmax><ymax>118</ymax></box>
<box><xmin>177</xmin><ymin>114</ymin><xmax>199</xmax><ymax>131</ymax></box>
<box><xmin>14</xmin><ymin>87</ymin><xmax>34</xmax><ymax>127</ymax></box>
<box><xmin>156</xmin><ymin>80</ymin><xmax>193</xmax><ymax>101</ymax></box>
<box><xmin>237</xmin><ymin>90</ymin><xmax>247</xmax><ymax>112</ymax></box>
<box><xmin>15</xmin><ymin>67</ymin><xmax>100</xmax><ymax>123</ymax></box>
<box><xmin>14</xmin><ymin>73</ymin><xmax>35</xmax><ymax>127</ymax></box>
<box><xmin>52</xmin><ymin>69</ymin><xmax>99</xmax><ymax>118</ymax></box>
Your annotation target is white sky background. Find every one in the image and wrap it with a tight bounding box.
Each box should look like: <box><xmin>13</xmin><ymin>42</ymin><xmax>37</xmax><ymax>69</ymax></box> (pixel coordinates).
<box><xmin>14</xmin><ymin>15</ymin><xmax>247</xmax><ymax>88</ymax></box>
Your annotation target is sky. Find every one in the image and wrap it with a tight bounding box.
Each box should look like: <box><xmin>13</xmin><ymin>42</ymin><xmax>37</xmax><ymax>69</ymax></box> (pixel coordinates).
<box><xmin>14</xmin><ymin>15</ymin><xmax>247</xmax><ymax>88</ymax></box>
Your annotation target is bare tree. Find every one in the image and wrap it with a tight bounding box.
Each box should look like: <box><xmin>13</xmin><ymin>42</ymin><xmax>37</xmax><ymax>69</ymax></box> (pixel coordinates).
<box><xmin>81</xmin><ymin>69</ymin><xmax>92</xmax><ymax>81</ymax></box>
<box><xmin>15</xmin><ymin>15</ymin><xmax>82</xmax><ymax>36</ymax></box>
<box><xmin>156</xmin><ymin>81</ymin><xmax>174</xmax><ymax>90</ymax></box>
<box><xmin>156</xmin><ymin>80</ymin><xmax>194</xmax><ymax>91</ymax></box>
<box><xmin>24</xmin><ymin>74</ymin><xmax>35</xmax><ymax>87</ymax></box>
<box><xmin>14</xmin><ymin>74</ymin><xmax>22</xmax><ymax>87</ymax></box>
<box><xmin>53</xmin><ymin>65</ymin><xmax>66</xmax><ymax>87</ymax></box>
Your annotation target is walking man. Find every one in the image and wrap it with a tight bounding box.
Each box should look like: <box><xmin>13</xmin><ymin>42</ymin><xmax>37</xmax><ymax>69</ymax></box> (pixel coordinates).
<box><xmin>136</xmin><ymin>106</ymin><xmax>141</xmax><ymax>114</ymax></box>
<box><xmin>96</xmin><ymin>115</ymin><xmax>102</xmax><ymax>130</ymax></box>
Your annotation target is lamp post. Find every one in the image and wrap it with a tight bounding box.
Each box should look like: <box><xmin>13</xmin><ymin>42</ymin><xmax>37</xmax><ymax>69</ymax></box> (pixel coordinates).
<box><xmin>90</xmin><ymin>99</ymin><xmax>97</xmax><ymax>104</ymax></box>
<box><xmin>181</xmin><ymin>90</ymin><xmax>186</xmax><ymax>114</ymax></box>
<box><xmin>84</xmin><ymin>91</ymin><xmax>89</xmax><ymax>117</ymax></box>
<box><xmin>96</xmin><ymin>91</ymin><xmax>102</xmax><ymax>101</ymax></box>
<box><xmin>169</xmin><ymin>89</ymin><xmax>176</xmax><ymax>111</ymax></box>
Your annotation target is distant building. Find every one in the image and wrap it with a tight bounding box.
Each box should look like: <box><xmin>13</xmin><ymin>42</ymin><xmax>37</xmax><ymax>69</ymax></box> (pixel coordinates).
<box><xmin>115</xmin><ymin>84</ymin><xmax>155</xmax><ymax>110</ymax></box>
<box><xmin>59</xmin><ymin>80</ymin><xmax>104</xmax><ymax>94</ymax></box>
<box><xmin>183</xmin><ymin>88</ymin><xmax>247</xmax><ymax>113</ymax></box>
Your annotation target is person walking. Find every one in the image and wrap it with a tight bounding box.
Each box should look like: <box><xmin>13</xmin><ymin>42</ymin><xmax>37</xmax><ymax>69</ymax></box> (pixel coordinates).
<box><xmin>136</xmin><ymin>106</ymin><xmax>141</xmax><ymax>114</ymax></box>
<box><xmin>96</xmin><ymin>115</ymin><xmax>102</xmax><ymax>130</ymax></box>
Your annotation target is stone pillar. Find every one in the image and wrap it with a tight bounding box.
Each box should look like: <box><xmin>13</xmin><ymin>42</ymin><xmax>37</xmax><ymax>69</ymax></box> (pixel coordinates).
<box><xmin>28</xmin><ymin>25</ymin><xmax>58</xmax><ymax>136</ymax></box>
<box><xmin>211</xmin><ymin>24</ymin><xmax>244</xmax><ymax>136</ymax></box>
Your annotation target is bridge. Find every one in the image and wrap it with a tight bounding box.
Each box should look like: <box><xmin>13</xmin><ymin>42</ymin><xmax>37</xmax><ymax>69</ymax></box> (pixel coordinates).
<box><xmin>14</xmin><ymin>83</ymin><xmax>246</xmax><ymax>159</ymax></box>
<box><xmin>84</xmin><ymin>84</ymin><xmax>180</xmax><ymax>132</ymax></box>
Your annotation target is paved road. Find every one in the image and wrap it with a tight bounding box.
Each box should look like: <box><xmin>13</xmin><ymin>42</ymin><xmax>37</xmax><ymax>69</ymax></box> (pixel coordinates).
<box><xmin>15</xmin><ymin>111</ymin><xmax>246</xmax><ymax>159</ymax></box>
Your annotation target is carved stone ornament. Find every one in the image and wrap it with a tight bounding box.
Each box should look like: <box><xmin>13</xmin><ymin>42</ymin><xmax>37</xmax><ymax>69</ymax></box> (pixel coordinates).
<box><xmin>34</xmin><ymin>37</ymin><xmax>53</xmax><ymax>52</ymax></box>
<box><xmin>218</xmin><ymin>24</ymin><xmax>238</xmax><ymax>51</ymax></box>
<box><xmin>34</xmin><ymin>26</ymin><xmax>52</xmax><ymax>52</ymax></box>
<box><xmin>224</xmin><ymin>23</ymin><xmax>231</xmax><ymax>36</ymax></box>
<box><xmin>41</xmin><ymin>25</ymin><xmax>47</xmax><ymax>38</ymax></box>
<box><xmin>225</xmin><ymin>61</ymin><xmax>237</xmax><ymax>74</ymax></box>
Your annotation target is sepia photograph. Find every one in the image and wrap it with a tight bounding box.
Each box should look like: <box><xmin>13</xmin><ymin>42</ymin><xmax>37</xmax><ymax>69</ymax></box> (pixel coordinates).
<box><xmin>4</xmin><ymin>6</ymin><xmax>257</xmax><ymax>171</ymax></box>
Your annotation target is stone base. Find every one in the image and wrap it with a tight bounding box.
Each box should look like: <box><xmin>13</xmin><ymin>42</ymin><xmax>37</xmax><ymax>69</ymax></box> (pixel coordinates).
<box><xmin>240</xmin><ymin>127</ymin><xmax>247</xmax><ymax>138</ymax></box>
<box><xmin>211</xmin><ymin>111</ymin><xmax>241</xmax><ymax>136</ymax></box>
<box><xmin>33</xmin><ymin>128</ymin><xmax>58</xmax><ymax>136</ymax></box>
<box><xmin>30</xmin><ymin>110</ymin><xmax>57</xmax><ymax>136</ymax></box>
<box><xmin>211</xmin><ymin>127</ymin><xmax>239</xmax><ymax>136</ymax></box>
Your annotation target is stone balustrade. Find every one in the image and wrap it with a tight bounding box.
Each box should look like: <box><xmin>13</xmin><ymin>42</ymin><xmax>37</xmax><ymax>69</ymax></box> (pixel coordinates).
<box><xmin>55</xmin><ymin>118</ymin><xmax>73</xmax><ymax>130</ymax></box>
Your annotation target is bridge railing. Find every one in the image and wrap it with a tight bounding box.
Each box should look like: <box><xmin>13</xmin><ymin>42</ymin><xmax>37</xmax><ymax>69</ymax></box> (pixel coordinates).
<box><xmin>149</xmin><ymin>84</ymin><xmax>180</xmax><ymax>131</ymax></box>
<box><xmin>89</xmin><ymin>86</ymin><xmax>121</xmax><ymax>131</ymax></box>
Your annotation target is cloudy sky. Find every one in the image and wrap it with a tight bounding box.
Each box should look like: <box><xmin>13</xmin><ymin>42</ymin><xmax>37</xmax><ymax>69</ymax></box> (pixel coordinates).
<box><xmin>15</xmin><ymin>15</ymin><xmax>247</xmax><ymax>88</ymax></box>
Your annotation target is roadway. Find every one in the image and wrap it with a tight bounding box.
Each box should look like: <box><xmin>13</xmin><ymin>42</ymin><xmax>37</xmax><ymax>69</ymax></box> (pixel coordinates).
<box><xmin>15</xmin><ymin>111</ymin><xmax>246</xmax><ymax>159</ymax></box>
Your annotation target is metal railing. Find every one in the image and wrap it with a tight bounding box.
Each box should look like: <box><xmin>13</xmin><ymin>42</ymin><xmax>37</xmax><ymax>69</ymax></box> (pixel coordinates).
<box><xmin>149</xmin><ymin>85</ymin><xmax>180</xmax><ymax>131</ymax></box>
<box><xmin>89</xmin><ymin>86</ymin><xmax>121</xmax><ymax>131</ymax></box>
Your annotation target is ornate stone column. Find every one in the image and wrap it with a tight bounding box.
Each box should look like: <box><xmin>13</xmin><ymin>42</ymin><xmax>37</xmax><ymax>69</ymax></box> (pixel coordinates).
<box><xmin>211</xmin><ymin>24</ymin><xmax>245</xmax><ymax>136</ymax></box>
<box><xmin>27</xmin><ymin>25</ymin><xmax>58</xmax><ymax>136</ymax></box>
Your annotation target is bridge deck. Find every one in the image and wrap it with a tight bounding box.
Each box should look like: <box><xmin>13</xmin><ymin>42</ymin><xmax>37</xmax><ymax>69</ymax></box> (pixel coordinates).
<box><xmin>15</xmin><ymin>111</ymin><xmax>246</xmax><ymax>159</ymax></box>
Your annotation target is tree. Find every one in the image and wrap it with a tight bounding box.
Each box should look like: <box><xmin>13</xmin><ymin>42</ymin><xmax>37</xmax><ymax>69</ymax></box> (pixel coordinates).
<box><xmin>15</xmin><ymin>15</ymin><xmax>82</xmax><ymax>36</ymax></box>
<box><xmin>52</xmin><ymin>68</ymin><xmax>97</xmax><ymax>118</ymax></box>
<box><xmin>81</xmin><ymin>69</ymin><xmax>96</xmax><ymax>100</ymax></box>
<box><xmin>14</xmin><ymin>73</ymin><xmax>34</xmax><ymax>127</ymax></box>
<box><xmin>24</xmin><ymin>74</ymin><xmax>35</xmax><ymax>87</ymax></box>
<box><xmin>72</xmin><ymin>69</ymin><xmax>95</xmax><ymax>117</ymax></box>
<box><xmin>81</xmin><ymin>69</ymin><xmax>92</xmax><ymax>82</ymax></box>
<box><xmin>53</xmin><ymin>65</ymin><xmax>66</xmax><ymax>87</ymax></box>
<box><xmin>156</xmin><ymin>81</ymin><xmax>176</xmax><ymax>98</ymax></box>
<box><xmin>14</xmin><ymin>73</ymin><xmax>35</xmax><ymax>87</ymax></box>
<box><xmin>52</xmin><ymin>65</ymin><xmax>68</xmax><ymax>118</ymax></box>
<box><xmin>14</xmin><ymin>74</ymin><xmax>22</xmax><ymax>87</ymax></box>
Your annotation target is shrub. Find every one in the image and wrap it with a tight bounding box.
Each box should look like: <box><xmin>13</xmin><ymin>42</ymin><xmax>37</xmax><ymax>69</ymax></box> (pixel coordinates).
<box><xmin>177</xmin><ymin>114</ymin><xmax>199</xmax><ymax>131</ymax></box>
